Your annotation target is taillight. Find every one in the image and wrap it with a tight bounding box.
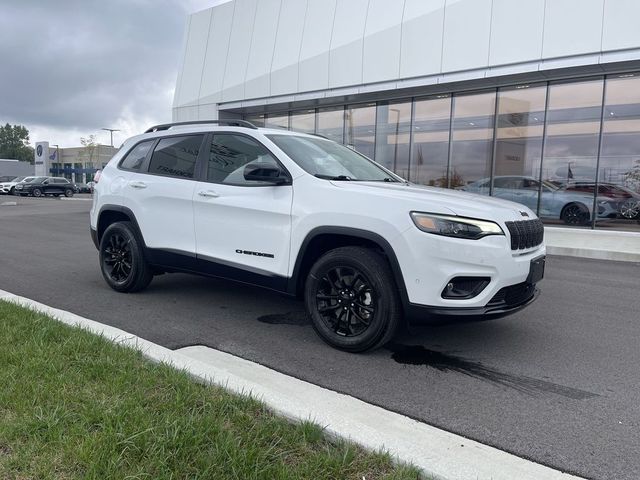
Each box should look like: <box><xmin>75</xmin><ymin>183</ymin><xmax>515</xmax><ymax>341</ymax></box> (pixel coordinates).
<box><xmin>94</xmin><ymin>170</ymin><xmax>102</xmax><ymax>183</ymax></box>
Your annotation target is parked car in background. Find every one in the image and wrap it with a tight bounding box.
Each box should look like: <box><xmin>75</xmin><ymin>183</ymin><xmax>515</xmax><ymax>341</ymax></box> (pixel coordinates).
<box><xmin>76</xmin><ymin>183</ymin><xmax>94</xmax><ymax>194</ymax></box>
<box><xmin>0</xmin><ymin>176</ymin><xmax>35</xmax><ymax>195</ymax></box>
<box><xmin>563</xmin><ymin>182</ymin><xmax>640</xmax><ymax>220</ymax></box>
<box><xmin>461</xmin><ymin>176</ymin><xmax>619</xmax><ymax>225</ymax></box>
<box><xmin>14</xmin><ymin>176</ymin><xmax>77</xmax><ymax>197</ymax></box>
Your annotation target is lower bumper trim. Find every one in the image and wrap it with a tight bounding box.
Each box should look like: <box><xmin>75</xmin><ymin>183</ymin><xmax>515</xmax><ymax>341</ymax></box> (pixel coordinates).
<box><xmin>406</xmin><ymin>286</ymin><xmax>539</xmax><ymax>324</ymax></box>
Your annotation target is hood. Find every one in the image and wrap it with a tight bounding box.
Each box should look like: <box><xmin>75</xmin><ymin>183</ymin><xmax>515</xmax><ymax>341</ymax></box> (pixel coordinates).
<box><xmin>331</xmin><ymin>181</ymin><xmax>537</xmax><ymax>222</ymax></box>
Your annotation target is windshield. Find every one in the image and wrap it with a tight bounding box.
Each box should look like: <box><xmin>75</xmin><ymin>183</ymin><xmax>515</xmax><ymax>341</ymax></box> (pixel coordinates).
<box><xmin>12</xmin><ymin>177</ymin><xmax>25</xmax><ymax>182</ymax></box>
<box><xmin>267</xmin><ymin>134</ymin><xmax>402</xmax><ymax>182</ymax></box>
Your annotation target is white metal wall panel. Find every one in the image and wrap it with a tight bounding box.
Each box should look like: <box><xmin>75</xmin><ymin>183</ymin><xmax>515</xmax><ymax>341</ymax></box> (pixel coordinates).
<box><xmin>542</xmin><ymin>0</ymin><xmax>604</xmax><ymax>58</ymax></box>
<box><xmin>328</xmin><ymin>0</ymin><xmax>369</xmax><ymax>88</ymax></box>
<box><xmin>298</xmin><ymin>0</ymin><xmax>336</xmax><ymax>93</ymax></box>
<box><xmin>199</xmin><ymin>1</ymin><xmax>235</xmax><ymax>106</ymax></box>
<box><xmin>174</xmin><ymin>10</ymin><xmax>211</xmax><ymax>108</ymax></box>
<box><xmin>221</xmin><ymin>0</ymin><xmax>258</xmax><ymax>102</ymax></box>
<box><xmin>399</xmin><ymin>0</ymin><xmax>445</xmax><ymax>79</ymax></box>
<box><xmin>442</xmin><ymin>0</ymin><xmax>493</xmax><ymax>72</ymax></box>
<box><xmin>244</xmin><ymin>0</ymin><xmax>282</xmax><ymax>100</ymax></box>
<box><xmin>602</xmin><ymin>0</ymin><xmax>640</xmax><ymax>51</ymax></box>
<box><xmin>490</xmin><ymin>0</ymin><xmax>544</xmax><ymax>65</ymax></box>
<box><xmin>174</xmin><ymin>0</ymin><xmax>640</xmax><ymax>120</ymax></box>
<box><xmin>362</xmin><ymin>0</ymin><xmax>404</xmax><ymax>84</ymax></box>
<box><xmin>270</xmin><ymin>0</ymin><xmax>308</xmax><ymax>97</ymax></box>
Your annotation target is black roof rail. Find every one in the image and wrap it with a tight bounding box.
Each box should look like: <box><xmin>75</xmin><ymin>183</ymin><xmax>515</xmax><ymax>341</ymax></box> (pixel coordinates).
<box><xmin>144</xmin><ymin>120</ymin><xmax>258</xmax><ymax>133</ymax></box>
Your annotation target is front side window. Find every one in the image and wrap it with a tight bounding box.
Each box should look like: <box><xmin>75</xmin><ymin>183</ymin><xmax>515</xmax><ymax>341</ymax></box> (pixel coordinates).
<box><xmin>120</xmin><ymin>140</ymin><xmax>154</xmax><ymax>171</ymax></box>
<box><xmin>267</xmin><ymin>134</ymin><xmax>400</xmax><ymax>182</ymax></box>
<box><xmin>207</xmin><ymin>134</ymin><xmax>281</xmax><ymax>185</ymax></box>
<box><xmin>148</xmin><ymin>135</ymin><xmax>203</xmax><ymax>179</ymax></box>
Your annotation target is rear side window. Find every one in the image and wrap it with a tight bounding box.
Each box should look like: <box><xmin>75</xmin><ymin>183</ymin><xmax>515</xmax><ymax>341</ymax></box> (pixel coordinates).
<box><xmin>120</xmin><ymin>140</ymin><xmax>154</xmax><ymax>171</ymax></box>
<box><xmin>148</xmin><ymin>135</ymin><xmax>203</xmax><ymax>179</ymax></box>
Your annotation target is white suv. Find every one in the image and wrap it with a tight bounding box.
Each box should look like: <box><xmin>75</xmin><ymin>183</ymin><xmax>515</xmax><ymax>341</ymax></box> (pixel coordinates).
<box><xmin>90</xmin><ymin>120</ymin><xmax>545</xmax><ymax>352</ymax></box>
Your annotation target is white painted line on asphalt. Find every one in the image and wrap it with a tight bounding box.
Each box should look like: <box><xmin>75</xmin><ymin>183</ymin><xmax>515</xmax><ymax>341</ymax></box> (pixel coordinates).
<box><xmin>0</xmin><ymin>201</ymin><xmax>17</xmax><ymax>206</ymax></box>
<box><xmin>59</xmin><ymin>197</ymin><xmax>93</xmax><ymax>201</ymax></box>
<box><xmin>0</xmin><ymin>289</ymin><xmax>584</xmax><ymax>480</ymax></box>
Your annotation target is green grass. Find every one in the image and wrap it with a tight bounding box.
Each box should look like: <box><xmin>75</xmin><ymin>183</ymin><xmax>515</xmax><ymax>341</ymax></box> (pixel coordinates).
<box><xmin>0</xmin><ymin>301</ymin><xmax>422</xmax><ymax>480</ymax></box>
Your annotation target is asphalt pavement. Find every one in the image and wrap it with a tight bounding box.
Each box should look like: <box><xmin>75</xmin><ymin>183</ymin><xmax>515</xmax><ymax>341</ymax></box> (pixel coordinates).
<box><xmin>1</xmin><ymin>196</ymin><xmax>639</xmax><ymax>480</ymax></box>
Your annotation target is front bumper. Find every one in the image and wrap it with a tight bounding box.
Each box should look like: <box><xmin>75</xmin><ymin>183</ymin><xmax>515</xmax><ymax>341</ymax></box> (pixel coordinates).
<box><xmin>393</xmin><ymin>223</ymin><xmax>545</xmax><ymax>320</ymax></box>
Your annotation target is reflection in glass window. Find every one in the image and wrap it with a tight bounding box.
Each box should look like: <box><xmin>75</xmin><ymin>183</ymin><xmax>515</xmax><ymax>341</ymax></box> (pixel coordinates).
<box><xmin>598</xmin><ymin>75</ymin><xmax>640</xmax><ymax>231</ymax></box>
<box><xmin>541</xmin><ymin>79</ymin><xmax>603</xmax><ymax>226</ymax></box>
<box><xmin>120</xmin><ymin>140</ymin><xmax>153</xmax><ymax>171</ymax></box>
<box><xmin>450</xmin><ymin>91</ymin><xmax>496</xmax><ymax>190</ymax></box>
<box><xmin>345</xmin><ymin>104</ymin><xmax>376</xmax><ymax>160</ymax></box>
<box><xmin>412</xmin><ymin>95</ymin><xmax>451</xmax><ymax>187</ymax></box>
<box><xmin>317</xmin><ymin>107</ymin><xmax>344</xmax><ymax>144</ymax></box>
<box><xmin>265</xmin><ymin>113</ymin><xmax>289</xmax><ymax>129</ymax></box>
<box><xmin>492</xmin><ymin>85</ymin><xmax>547</xmax><ymax>213</ymax></box>
<box><xmin>148</xmin><ymin>135</ymin><xmax>203</xmax><ymax>179</ymax></box>
<box><xmin>290</xmin><ymin>110</ymin><xmax>316</xmax><ymax>134</ymax></box>
<box><xmin>375</xmin><ymin>101</ymin><xmax>411</xmax><ymax>179</ymax></box>
<box><xmin>207</xmin><ymin>134</ymin><xmax>279</xmax><ymax>185</ymax></box>
<box><xmin>244</xmin><ymin>114</ymin><xmax>265</xmax><ymax>127</ymax></box>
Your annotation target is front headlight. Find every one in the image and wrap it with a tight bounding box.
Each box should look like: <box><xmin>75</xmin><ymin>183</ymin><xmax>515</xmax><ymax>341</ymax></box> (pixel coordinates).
<box><xmin>410</xmin><ymin>212</ymin><xmax>504</xmax><ymax>240</ymax></box>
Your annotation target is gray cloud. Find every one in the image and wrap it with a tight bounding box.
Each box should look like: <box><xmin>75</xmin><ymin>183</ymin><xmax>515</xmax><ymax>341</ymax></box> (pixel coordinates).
<box><xmin>0</xmin><ymin>0</ymin><xmax>198</xmax><ymax>133</ymax></box>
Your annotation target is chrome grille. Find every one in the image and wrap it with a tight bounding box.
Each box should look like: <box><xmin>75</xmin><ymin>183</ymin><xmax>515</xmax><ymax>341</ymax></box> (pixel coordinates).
<box><xmin>504</xmin><ymin>219</ymin><xmax>544</xmax><ymax>250</ymax></box>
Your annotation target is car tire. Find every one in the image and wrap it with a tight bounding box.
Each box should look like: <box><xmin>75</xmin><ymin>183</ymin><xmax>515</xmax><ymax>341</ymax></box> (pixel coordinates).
<box><xmin>304</xmin><ymin>246</ymin><xmax>402</xmax><ymax>352</ymax></box>
<box><xmin>32</xmin><ymin>188</ymin><xmax>42</xmax><ymax>197</ymax></box>
<box><xmin>9</xmin><ymin>187</ymin><xmax>15</xmax><ymax>195</ymax></box>
<box><xmin>99</xmin><ymin>221</ymin><xmax>153</xmax><ymax>293</ymax></box>
<box><xmin>64</xmin><ymin>188</ymin><xmax>74</xmax><ymax>197</ymax></box>
<box><xmin>561</xmin><ymin>202</ymin><xmax>590</xmax><ymax>226</ymax></box>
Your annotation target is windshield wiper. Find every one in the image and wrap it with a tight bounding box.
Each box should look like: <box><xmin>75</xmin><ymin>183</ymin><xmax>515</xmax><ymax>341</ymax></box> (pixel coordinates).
<box><xmin>314</xmin><ymin>174</ymin><xmax>353</xmax><ymax>181</ymax></box>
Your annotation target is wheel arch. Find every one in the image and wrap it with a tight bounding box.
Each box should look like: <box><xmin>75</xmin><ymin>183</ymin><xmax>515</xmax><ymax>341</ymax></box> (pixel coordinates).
<box><xmin>289</xmin><ymin>227</ymin><xmax>410</xmax><ymax>308</ymax></box>
<box><xmin>96</xmin><ymin>205</ymin><xmax>145</xmax><ymax>248</ymax></box>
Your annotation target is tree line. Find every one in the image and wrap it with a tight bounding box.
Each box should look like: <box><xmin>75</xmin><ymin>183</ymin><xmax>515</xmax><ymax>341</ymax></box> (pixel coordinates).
<box><xmin>0</xmin><ymin>123</ymin><xmax>34</xmax><ymax>163</ymax></box>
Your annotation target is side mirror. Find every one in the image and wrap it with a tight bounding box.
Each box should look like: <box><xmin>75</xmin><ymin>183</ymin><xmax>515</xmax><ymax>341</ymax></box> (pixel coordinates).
<box><xmin>243</xmin><ymin>162</ymin><xmax>289</xmax><ymax>185</ymax></box>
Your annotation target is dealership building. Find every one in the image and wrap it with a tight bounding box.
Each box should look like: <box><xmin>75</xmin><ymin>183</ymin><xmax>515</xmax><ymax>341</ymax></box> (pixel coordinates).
<box><xmin>173</xmin><ymin>0</ymin><xmax>640</xmax><ymax>235</ymax></box>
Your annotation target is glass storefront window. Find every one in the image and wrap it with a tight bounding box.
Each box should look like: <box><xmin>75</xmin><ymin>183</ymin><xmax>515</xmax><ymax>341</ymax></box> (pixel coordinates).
<box><xmin>597</xmin><ymin>74</ymin><xmax>640</xmax><ymax>231</ymax></box>
<box><xmin>290</xmin><ymin>109</ymin><xmax>316</xmax><ymax>134</ymax></box>
<box><xmin>375</xmin><ymin>101</ymin><xmax>411</xmax><ymax>178</ymax></box>
<box><xmin>317</xmin><ymin>107</ymin><xmax>345</xmax><ymax>144</ymax></box>
<box><xmin>491</xmin><ymin>84</ymin><xmax>547</xmax><ymax>213</ymax></box>
<box><xmin>265</xmin><ymin>113</ymin><xmax>289</xmax><ymax>129</ymax></box>
<box><xmin>244</xmin><ymin>114</ymin><xmax>265</xmax><ymax>127</ymax></box>
<box><xmin>541</xmin><ymin>79</ymin><xmax>604</xmax><ymax>226</ymax></box>
<box><xmin>412</xmin><ymin>95</ymin><xmax>451</xmax><ymax>187</ymax></box>
<box><xmin>450</xmin><ymin>91</ymin><xmax>496</xmax><ymax>190</ymax></box>
<box><xmin>345</xmin><ymin>104</ymin><xmax>376</xmax><ymax>160</ymax></box>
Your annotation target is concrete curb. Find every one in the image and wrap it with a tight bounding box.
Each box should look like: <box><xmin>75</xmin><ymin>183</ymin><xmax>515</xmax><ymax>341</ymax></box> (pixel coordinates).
<box><xmin>0</xmin><ymin>289</ymin><xmax>585</xmax><ymax>480</ymax></box>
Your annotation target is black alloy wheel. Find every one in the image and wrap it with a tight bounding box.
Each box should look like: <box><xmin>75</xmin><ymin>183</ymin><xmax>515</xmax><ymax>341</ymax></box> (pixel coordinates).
<box><xmin>315</xmin><ymin>266</ymin><xmax>376</xmax><ymax>337</ymax></box>
<box><xmin>103</xmin><ymin>232</ymin><xmax>133</xmax><ymax>284</ymax></box>
<box><xmin>99</xmin><ymin>221</ymin><xmax>153</xmax><ymax>293</ymax></box>
<box><xmin>32</xmin><ymin>188</ymin><xmax>42</xmax><ymax>197</ymax></box>
<box><xmin>561</xmin><ymin>203</ymin><xmax>590</xmax><ymax>225</ymax></box>
<box><xmin>64</xmin><ymin>188</ymin><xmax>74</xmax><ymax>197</ymax></box>
<box><xmin>305</xmin><ymin>246</ymin><xmax>401</xmax><ymax>352</ymax></box>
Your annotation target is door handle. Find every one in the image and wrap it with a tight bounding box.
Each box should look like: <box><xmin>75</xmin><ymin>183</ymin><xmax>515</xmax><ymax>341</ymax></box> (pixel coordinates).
<box><xmin>129</xmin><ymin>181</ymin><xmax>147</xmax><ymax>189</ymax></box>
<box><xmin>198</xmin><ymin>190</ymin><xmax>220</xmax><ymax>198</ymax></box>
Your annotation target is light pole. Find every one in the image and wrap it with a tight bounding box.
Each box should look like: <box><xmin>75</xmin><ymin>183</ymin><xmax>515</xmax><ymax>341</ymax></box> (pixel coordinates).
<box><xmin>101</xmin><ymin>128</ymin><xmax>120</xmax><ymax>147</ymax></box>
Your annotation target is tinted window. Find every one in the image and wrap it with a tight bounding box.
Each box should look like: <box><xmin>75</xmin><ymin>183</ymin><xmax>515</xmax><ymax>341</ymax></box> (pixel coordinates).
<box><xmin>148</xmin><ymin>135</ymin><xmax>203</xmax><ymax>179</ymax></box>
<box><xmin>53</xmin><ymin>178</ymin><xmax>69</xmax><ymax>184</ymax></box>
<box><xmin>207</xmin><ymin>134</ymin><xmax>280</xmax><ymax>185</ymax></box>
<box><xmin>120</xmin><ymin>140</ymin><xmax>154</xmax><ymax>171</ymax></box>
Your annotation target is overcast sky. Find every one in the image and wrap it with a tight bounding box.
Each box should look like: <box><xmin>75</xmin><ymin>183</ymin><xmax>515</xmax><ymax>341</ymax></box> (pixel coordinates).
<box><xmin>0</xmin><ymin>0</ymin><xmax>225</xmax><ymax>148</ymax></box>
